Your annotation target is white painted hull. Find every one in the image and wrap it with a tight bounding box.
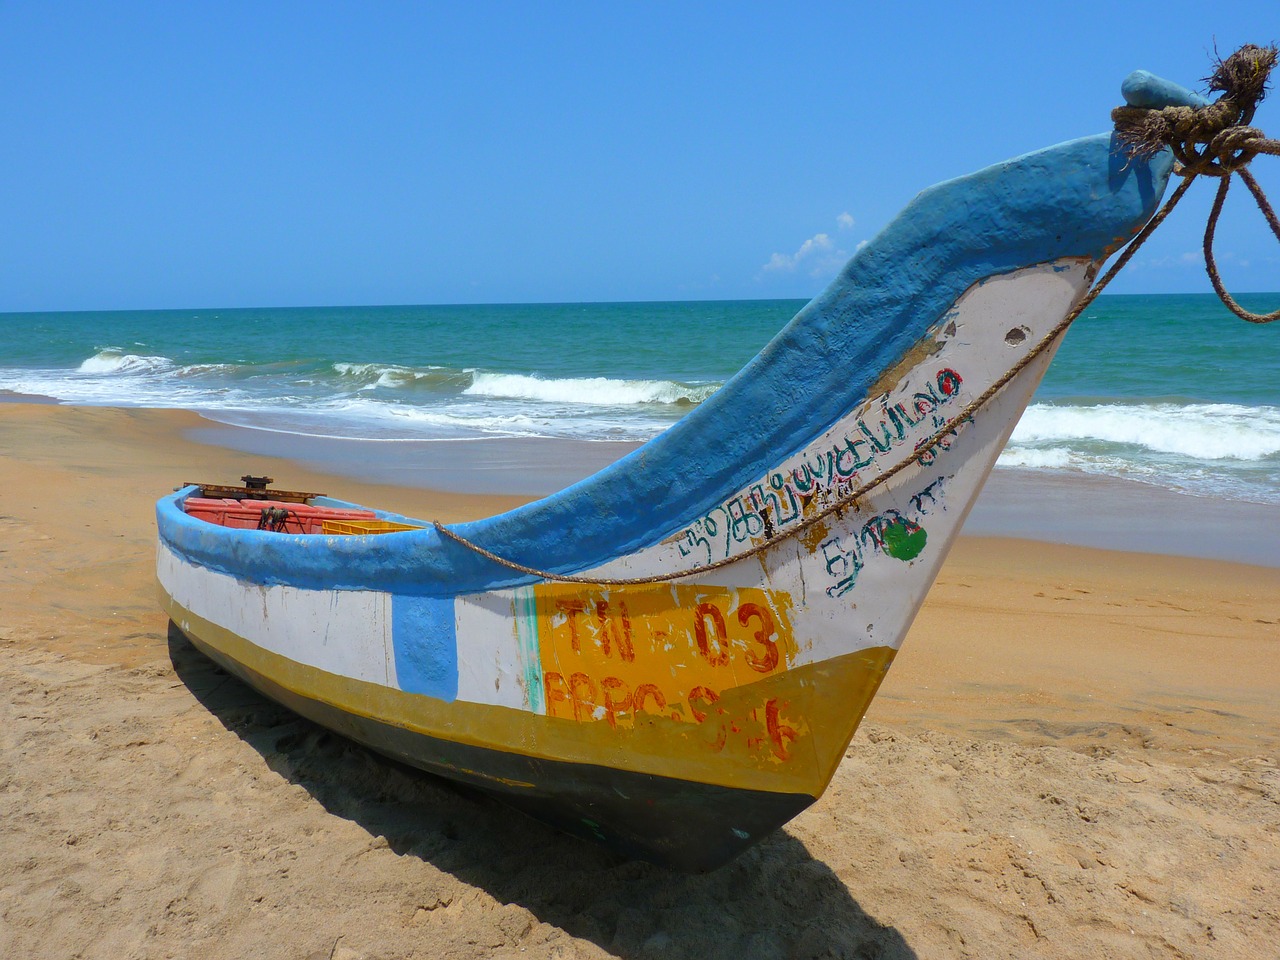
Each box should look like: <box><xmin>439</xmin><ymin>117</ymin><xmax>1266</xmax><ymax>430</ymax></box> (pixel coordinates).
<box><xmin>158</xmin><ymin>127</ymin><xmax>1174</xmax><ymax>868</ymax></box>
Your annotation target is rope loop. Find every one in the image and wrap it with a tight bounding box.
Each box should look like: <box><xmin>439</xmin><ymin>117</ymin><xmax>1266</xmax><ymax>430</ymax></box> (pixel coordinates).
<box><xmin>1204</xmin><ymin>167</ymin><xmax>1280</xmax><ymax>324</ymax></box>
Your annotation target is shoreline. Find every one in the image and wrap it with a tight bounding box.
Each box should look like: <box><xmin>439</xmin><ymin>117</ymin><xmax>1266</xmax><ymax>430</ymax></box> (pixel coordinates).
<box><xmin>187</xmin><ymin>405</ymin><xmax>1279</xmax><ymax>568</ymax></box>
<box><xmin>2</xmin><ymin>400</ymin><xmax>1278</xmax><ymax>958</ymax></box>
<box><xmin>4</xmin><ymin>392</ymin><xmax>1276</xmax><ymax>566</ymax></box>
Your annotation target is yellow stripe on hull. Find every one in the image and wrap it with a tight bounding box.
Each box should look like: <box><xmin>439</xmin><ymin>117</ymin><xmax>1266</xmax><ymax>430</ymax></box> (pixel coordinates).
<box><xmin>162</xmin><ymin>588</ymin><xmax>895</xmax><ymax>797</ymax></box>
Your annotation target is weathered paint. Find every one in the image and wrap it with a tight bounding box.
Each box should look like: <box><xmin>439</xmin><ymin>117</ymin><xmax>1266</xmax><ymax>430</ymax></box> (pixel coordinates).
<box><xmin>157</xmin><ymin>129</ymin><xmax>1175</xmax><ymax>869</ymax></box>
<box><xmin>880</xmin><ymin>517</ymin><xmax>928</xmax><ymax>561</ymax></box>
<box><xmin>390</xmin><ymin>594</ymin><xmax>457</xmax><ymax>700</ymax></box>
<box><xmin>156</xmin><ymin>258</ymin><xmax>1089</xmax><ymax>866</ymax></box>
<box><xmin>157</xmin><ymin>546</ymin><xmax>399</xmax><ymax>688</ymax></box>
<box><xmin>529</xmin><ymin>583</ymin><xmax>794</xmax><ymax>735</ymax></box>
<box><xmin>159</xmin><ymin>581</ymin><xmax>896</xmax><ymax>795</ymax></box>
<box><xmin>172</xmin><ymin>610</ymin><xmax>824</xmax><ymax>872</ymax></box>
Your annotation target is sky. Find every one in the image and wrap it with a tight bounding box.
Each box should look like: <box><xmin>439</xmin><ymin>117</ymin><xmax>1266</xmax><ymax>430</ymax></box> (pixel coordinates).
<box><xmin>1</xmin><ymin>1</ymin><xmax>1277</xmax><ymax>312</ymax></box>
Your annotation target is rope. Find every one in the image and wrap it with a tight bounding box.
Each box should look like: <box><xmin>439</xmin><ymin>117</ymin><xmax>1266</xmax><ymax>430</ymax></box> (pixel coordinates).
<box><xmin>1204</xmin><ymin>166</ymin><xmax>1280</xmax><ymax>323</ymax></box>
<box><xmin>1112</xmin><ymin>44</ymin><xmax>1277</xmax><ymax>173</ymax></box>
<box><xmin>434</xmin><ymin>179</ymin><xmax>1195</xmax><ymax>586</ymax></box>
<box><xmin>1115</xmin><ymin>43</ymin><xmax>1280</xmax><ymax>324</ymax></box>
<box><xmin>434</xmin><ymin>44</ymin><xmax>1277</xmax><ymax>586</ymax></box>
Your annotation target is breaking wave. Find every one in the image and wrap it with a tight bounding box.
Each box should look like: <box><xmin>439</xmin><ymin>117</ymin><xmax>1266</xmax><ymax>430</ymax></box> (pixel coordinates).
<box><xmin>1007</xmin><ymin>401</ymin><xmax>1280</xmax><ymax>461</ymax></box>
<box><xmin>330</xmin><ymin>362</ymin><xmax>473</xmax><ymax>391</ymax></box>
<box><xmin>464</xmin><ymin>372</ymin><xmax>719</xmax><ymax>406</ymax></box>
<box><xmin>77</xmin><ymin>349</ymin><xmax>173</xmax><ymax>375</ymax></box>
<box><xmin>999</xmin><ymin>401</ymin><xmax>1280</xmax><ymax>503</ymax></box>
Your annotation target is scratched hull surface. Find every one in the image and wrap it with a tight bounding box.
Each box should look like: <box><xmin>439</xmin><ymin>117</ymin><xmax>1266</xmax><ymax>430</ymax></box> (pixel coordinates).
<box><xmin>157</xmin><ymin>133</ymin><xmax>1173</xmax><ymax>869</ymax></box>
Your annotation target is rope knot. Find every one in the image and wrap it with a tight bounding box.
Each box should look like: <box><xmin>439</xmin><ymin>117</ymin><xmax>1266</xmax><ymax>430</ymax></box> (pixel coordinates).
<box><xmin>1113</xmin><ymin>44</ymin><xmax>1277</xmax><ymax>176</ymax></box>
<box><xmin>1111</xmin><ymin>45</ymin><xmax>1279</xmax><ymax>324</ymax></box>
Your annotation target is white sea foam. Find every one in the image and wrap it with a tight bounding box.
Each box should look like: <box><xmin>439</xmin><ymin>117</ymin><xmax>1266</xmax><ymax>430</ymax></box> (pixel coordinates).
<box><xmin>173</xmin><ymin>362</ymin><xmax>242</xmax><ymax>378</ymax></box>
<box><xmin>464</xmin><ymin>372</ymin><xmax>718</xmax><ymax>406</ymax></box>
<box><xmin>202</xmin><ymin>395</ymin><xmax>671</xmax><ymax>443</ymax></box>
<box><xmin>329</xmin><ymin>395</ymin><xmax>672</xmax><ymax>441</ymax></box>
<box><xmin>334</xmin><ymin>362</ymin><xmax>414</xmax><ymax>382</ymax></box>
<box><xmin>2</xmin><ymin>357</ymin><xmax>258</xmax><ymax>409</ymax></box>
<box><xmin>333</xmin><ymin>362</ymin><xmax>382</xmax><ymax>378</ymax></box>
<box><xmin>10</xmin><ymin>348</ymin><xmax>1277</xmax><ymax>504</ymax></box>
<box><xmin>999</xmin><ymin>401</ymin><xmax>1280</xmax><ymax>503</ymax></box>
<box><xmin>1009</xmin><ymin>402</ymin><xmax>1280</xmax><ymax>461</ymax></box>
<box><xmin>996</xmin><ymin>447</ymin><xmax>1075</xmax><ymax>469</ymax></box>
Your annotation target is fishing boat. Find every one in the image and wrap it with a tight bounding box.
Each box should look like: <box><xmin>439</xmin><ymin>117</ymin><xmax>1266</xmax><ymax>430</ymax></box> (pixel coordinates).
<box><xmin>157</xmin><ymin>71</ymin><xmax>1195</xmax><ymax>871</ymax></box>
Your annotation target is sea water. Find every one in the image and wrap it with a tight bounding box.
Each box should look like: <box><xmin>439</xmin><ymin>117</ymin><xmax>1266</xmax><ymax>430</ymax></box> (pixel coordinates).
<box><xmin>1</xmin><ymin>294</ymin><xmax>1278</xmax><ymax>506</ymax></box>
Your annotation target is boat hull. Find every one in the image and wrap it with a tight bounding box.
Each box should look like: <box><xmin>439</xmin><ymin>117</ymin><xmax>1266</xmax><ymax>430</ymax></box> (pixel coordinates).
<box><xmin>156</xmin><ymin>262</ymin><xmax>1080</xmax><ymax>869</ymax></box>
<box><xmin>157</xmin><ymin>132</ymin><xmax>1174</xmax><ymax>869</ymax></box>
<box><xmin>154</xmin><ymin>263</ymin><xmax>1088</xmax><ymax>869</ymax></box>
<box><xmin>165</xmin><ymin>593</ymin><xmax>896</xmax><ymax>870</ymax></box>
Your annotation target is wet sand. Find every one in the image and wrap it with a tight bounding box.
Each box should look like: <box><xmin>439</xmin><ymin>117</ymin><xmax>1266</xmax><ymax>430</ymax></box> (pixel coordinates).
<box><xmin>1</xmin><ymin>403</ymin><xmax>1277</xmax><ymax>959</ymax></box>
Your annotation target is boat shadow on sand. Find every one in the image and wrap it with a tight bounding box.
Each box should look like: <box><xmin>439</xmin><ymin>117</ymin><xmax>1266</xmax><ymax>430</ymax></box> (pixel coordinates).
<box><xmin>168</xmin><ymin>623</ymin><xmax>918</xmax><ymax>960</ymax></box>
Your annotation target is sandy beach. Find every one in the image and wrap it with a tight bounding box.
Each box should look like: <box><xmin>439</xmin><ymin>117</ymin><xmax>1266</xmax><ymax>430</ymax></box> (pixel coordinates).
<box><xmin>1</xmin><ymin>401</ymin><xmax>1277</xmax><ymax>960</ymax></box>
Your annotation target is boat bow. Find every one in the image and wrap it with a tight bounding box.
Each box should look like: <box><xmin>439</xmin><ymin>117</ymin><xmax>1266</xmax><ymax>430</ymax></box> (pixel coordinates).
<box><xmin>158</xmin><ymin>128</ymin><xmax>1174</xmax><ymax>870</ymax></box>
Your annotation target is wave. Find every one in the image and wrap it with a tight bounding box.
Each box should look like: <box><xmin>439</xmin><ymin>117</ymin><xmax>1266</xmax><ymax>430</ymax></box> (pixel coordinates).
<box><xmin>999</xmin><ymin>400</ymin><xmax>1280</xmax><ymax>504</ymax></box>
<box><xmin>331</xmin><ymin>361</ymin><xmax>473</xmax><ymax>392</ymax></box>
<box><xmin>205</xmin><ymin>396</ymin><xmax>672</xmax><ymax>443</ymax></box>
<box><xmin>65</xmin><ymin>353</ymin><xmax>721</xmax><ymax>411</ymax></box>
<box><xmin>77</xmin><ymin>349</ymin><xmax>173</xmax><ymax>375</ymax></box>
<box><xmin>1008</xmin><ymin>401</ymin><xmax>1280</xmax><ymax>462</ymax></box>
<box><xmin>996</xmin><ymin>447</ymin><xmax>1075</xmax><ymax>469</ymax></box>
<box><xmin>463</xmin><ymin>372</ymin><xmax>720</xmax><ymax>406</ymax></box>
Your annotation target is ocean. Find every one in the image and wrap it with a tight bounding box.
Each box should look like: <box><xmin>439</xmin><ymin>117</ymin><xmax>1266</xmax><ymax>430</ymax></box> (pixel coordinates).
<box><xmin>2</xmin><ymin>294</ymin><xmax>1279</xmax><ymax>507</ymax></box>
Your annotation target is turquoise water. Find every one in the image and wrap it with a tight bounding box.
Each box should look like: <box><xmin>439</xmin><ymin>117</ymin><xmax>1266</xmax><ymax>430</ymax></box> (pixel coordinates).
<box><xmin>1</xmin><ymin>294</ymin><xmax>1278</xmax><ymax>504</ymax></box>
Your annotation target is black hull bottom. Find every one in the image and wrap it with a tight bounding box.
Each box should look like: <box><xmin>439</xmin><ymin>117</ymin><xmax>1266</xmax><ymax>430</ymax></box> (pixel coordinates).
<box><xmin>179</xmin><ymin>624</ymin><xmax>815</xmax><ymax>872</ymax></box>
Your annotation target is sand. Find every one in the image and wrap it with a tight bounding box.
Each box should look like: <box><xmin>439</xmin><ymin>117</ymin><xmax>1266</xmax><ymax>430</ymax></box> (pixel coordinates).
<box><xmin>1</xmin><ymin>402</ymin><xmax>1277</xmax><ymax>960</ymax></box>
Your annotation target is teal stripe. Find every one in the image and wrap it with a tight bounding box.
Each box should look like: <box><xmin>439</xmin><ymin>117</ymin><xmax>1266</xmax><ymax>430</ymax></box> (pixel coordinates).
<box><xmin>513</xmin><ymin>586</ymin><xmax>543</xmax><ymax>714</ymax></box>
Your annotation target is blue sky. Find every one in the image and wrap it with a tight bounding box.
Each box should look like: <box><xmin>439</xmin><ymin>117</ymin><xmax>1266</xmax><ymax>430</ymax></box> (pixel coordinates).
<box><xmin>1</xmin><ymin>2</ymin><xmax>1277</xmax><ymax>311</ymax></box>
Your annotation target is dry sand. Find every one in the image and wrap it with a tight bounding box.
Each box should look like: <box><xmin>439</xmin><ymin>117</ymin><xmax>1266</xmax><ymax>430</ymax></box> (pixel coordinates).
<box><xmin>1</xmin><ymin>403</ymin><xmax>1277</xmax><ymax>960</ymax></box>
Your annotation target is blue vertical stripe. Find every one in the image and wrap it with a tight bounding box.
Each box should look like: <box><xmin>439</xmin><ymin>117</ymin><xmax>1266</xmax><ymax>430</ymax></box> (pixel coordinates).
<box><xmin>391</xmin><ymin>594</ymin><xmax>459</xmax><ymax>701</ymax></box>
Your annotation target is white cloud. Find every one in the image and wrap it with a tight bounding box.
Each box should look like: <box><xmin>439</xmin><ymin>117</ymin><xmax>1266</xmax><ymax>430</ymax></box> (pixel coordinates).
<box><xmin>760</xmin><ymin>212</ymin><xmax>868</xmax><ymax>281</ymax></box>
<box><xmin>762</xmin><ymin>233</ymin><xmax>835</xmax><ymax>273</ymax></box>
